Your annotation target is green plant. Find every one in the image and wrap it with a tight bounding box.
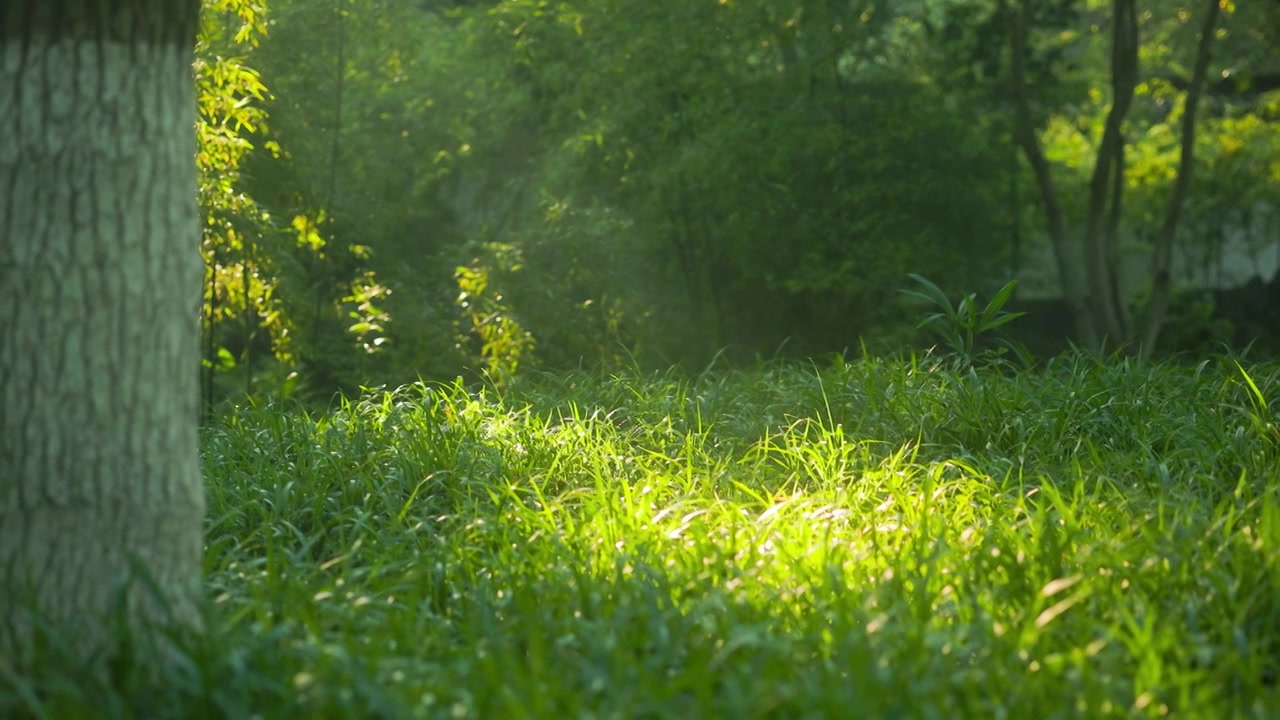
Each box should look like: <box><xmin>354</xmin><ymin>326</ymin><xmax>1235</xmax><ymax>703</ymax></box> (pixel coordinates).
<box><xmin>8</xmin><ymin>354</ymin><xmax>1280</xmax><ymax>717</ymax></box>
<box><xmin>455</xmin><ymin>246</ymin><xmax>537</xmax><ymax>386</ymax></box>
<box><xmin>901</xmin><ymin>273</ymin><xmax>1031</xmax><ymax>367</ymax></box>
<box><xmin>1232</xmin><ymin>359</ymin><xmax>1279</xmax><ymax>459</ymax></box>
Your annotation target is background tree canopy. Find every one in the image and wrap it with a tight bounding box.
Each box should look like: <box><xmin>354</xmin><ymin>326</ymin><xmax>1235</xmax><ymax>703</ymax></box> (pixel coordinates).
<box><xmin>197</xmin><ymin>0</ymin><xmax>1280</xmax><ymax>405</ymax></box>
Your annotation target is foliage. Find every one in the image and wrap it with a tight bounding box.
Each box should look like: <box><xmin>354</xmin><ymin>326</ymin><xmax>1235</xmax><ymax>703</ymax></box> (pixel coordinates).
<box><xmin>196</xmin><ymin>0</ymin><xmax>289</xmax><ymax>399</ymax></box>
<box><xmin>473</xmin><ymin>0</ymin><xmax>1017</xmax><ymax>361</ymax></box>
<box><xmin>901</xmin><ymin>274</ymin><xmax>1031</xmax><ymax>368</ymax></box>
<box><xmin>214</xmin><ymin>0</ymin><xmax>1278</xmax><ymax>395</ymax></box>
<box><xmin>7</xmin><ymin>354</ymin><xmax>1280</xmax><ymax>716</ymax></box>
<box><xmin>1000</xmin><ymin>0</ymin><xmax>1277</xmax><ymax>352</ymax></box>
<box><xmin>237</xmin><ymin>0</ymin><xmax>1027</xmax><ymax>389</ymax></box>
<box><xmin>197</xmin><ymin>0</ymin><xmax>402</xmax><ymax>405</ymax></box>
<box><xmin>454</xmin><ymin>246</ymin><xmax>537</xmax><ymax>385</ymax></box>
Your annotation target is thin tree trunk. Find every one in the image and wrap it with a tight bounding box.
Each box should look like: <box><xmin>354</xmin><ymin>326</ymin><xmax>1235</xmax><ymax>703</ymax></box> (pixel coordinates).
<box><xmin>1002</xmin><ymin>0</ymin><xmax>1099</xmax><ymax>348</ymax></box>
<box><xmin>1082</xmin><ymin>0</ymin><xmax>1138</xmax><ymax>348</ymax></box>
<box><xmin>1139</xmin><ymin>0</ymin><xmax>1222</xmax><ymax>358</ymax></box>
<box><xmin>0</xmin><ymin>0</ymin><xmax>205</xmax><ymax>665</ymax></box>
<box><xmin>1103</xmin><ymin>140</ymin><xmax>1129</xmax><ymax>340</ymax></box>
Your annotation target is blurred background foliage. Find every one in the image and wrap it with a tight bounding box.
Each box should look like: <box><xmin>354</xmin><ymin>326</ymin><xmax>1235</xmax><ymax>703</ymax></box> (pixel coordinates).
<box><xmin>195</xmin><ymin>0</ymin><xmax>1280</xmax><ymax>409</ymax></box>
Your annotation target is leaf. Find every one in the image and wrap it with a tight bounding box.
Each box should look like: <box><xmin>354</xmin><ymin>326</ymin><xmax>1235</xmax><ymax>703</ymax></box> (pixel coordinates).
<box><xmin>913</xmin><ymin>311</ymin><xmax>949</xmax><ymax>330</ymax></box>
<box><xmin>980</xmin><ymin>280</ymin><xmax>1020</xmax><ymax>325</ymax></box>
<box><xmin>977</xmin><ymin>311</ymin><xmax>1028</xmax><ymax>332</ymax></box>
<box><xmin>216</xmin><ymin>346</ymin><xmax>237</xmax><ymax>370</ymax></box>
<box><xmin>901</xmin><ymin>274</ymin><xmax>956</xmax><ymax>315</ymax></box>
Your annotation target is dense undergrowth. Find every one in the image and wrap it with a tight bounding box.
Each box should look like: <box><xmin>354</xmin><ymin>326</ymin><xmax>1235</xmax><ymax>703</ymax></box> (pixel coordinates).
<box><xmin>6</xmin><ymin>350</ymin><xmax>1280</xmax><ymax>718</ymax></box>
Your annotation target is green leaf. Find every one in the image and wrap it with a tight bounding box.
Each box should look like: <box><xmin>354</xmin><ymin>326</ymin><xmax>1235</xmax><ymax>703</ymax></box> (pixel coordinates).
<box><xmin>901</xmin><ymin>274</ymin><xmax>956</xmax><ymax>317</ymax></box>
<box><xmin>979</xmin><ymin>280</ymin><xmax>1020</xmax><ymax>326</ymax></box>
<box><xmin>978</xmin><ymin>311</ymin><xmax>1028</xmax><ymax>333</ymax></box>
<box><xmin>217</xmin><ymin>346</ymin><xmax>237</xmax><ymax>371</ymax></box>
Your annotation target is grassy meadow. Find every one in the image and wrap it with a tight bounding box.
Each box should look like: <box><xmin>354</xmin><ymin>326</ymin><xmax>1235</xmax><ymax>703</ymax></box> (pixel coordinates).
<box><xmin>7</xmin><ymin>350</ymin><xmax>1280</xmax><ymax>718</ymax></box>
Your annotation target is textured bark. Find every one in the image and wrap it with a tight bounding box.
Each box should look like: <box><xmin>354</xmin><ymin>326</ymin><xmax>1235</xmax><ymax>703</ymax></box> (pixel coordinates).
<box><xmin>0</xmin><ymin>0</ymin><xmax>204</xmax><ymax>663</ymax></box>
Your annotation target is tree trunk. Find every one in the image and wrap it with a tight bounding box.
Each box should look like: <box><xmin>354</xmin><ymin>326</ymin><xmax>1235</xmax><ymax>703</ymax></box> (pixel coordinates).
<box><xmin>1138</xmin><ymin>0</ymin><xmax>1223</xmax><ymax>359</ymax></box>
<box><xmin>1002</xmin><ymin>0</ymin><xmax>1099</xmax><ymax>349</ymax></box>
<box><xmin>0</xmin><ymin>0</ymin><xmax>205</xmax><ymax>666</ymax></box>
<box><xmin>1081</xmin><ymin>0</ymin><xmax>1138</xmax><ymax>348</ymax></box>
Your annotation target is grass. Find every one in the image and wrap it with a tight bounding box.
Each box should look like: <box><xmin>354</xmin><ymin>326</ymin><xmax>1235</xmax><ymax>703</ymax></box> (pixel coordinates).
<box><xmin>5</xmin><ymin>349</ymin><xmax>1280</xmax><ymax>718</ymax></box>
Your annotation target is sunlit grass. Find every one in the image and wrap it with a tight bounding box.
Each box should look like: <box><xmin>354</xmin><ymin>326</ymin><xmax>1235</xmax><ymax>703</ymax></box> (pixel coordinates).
<box><xmin>5</xmin><ymin>350</ymin><xmax>1280</xmax><ymax>718</ymax></box>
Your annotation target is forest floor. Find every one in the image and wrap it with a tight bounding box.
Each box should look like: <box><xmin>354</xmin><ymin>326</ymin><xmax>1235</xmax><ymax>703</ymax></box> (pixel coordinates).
<box><xmin>13</xmin><ymin>351</ymin><xmax>1280</xmax><ymax>718</ymax></box>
